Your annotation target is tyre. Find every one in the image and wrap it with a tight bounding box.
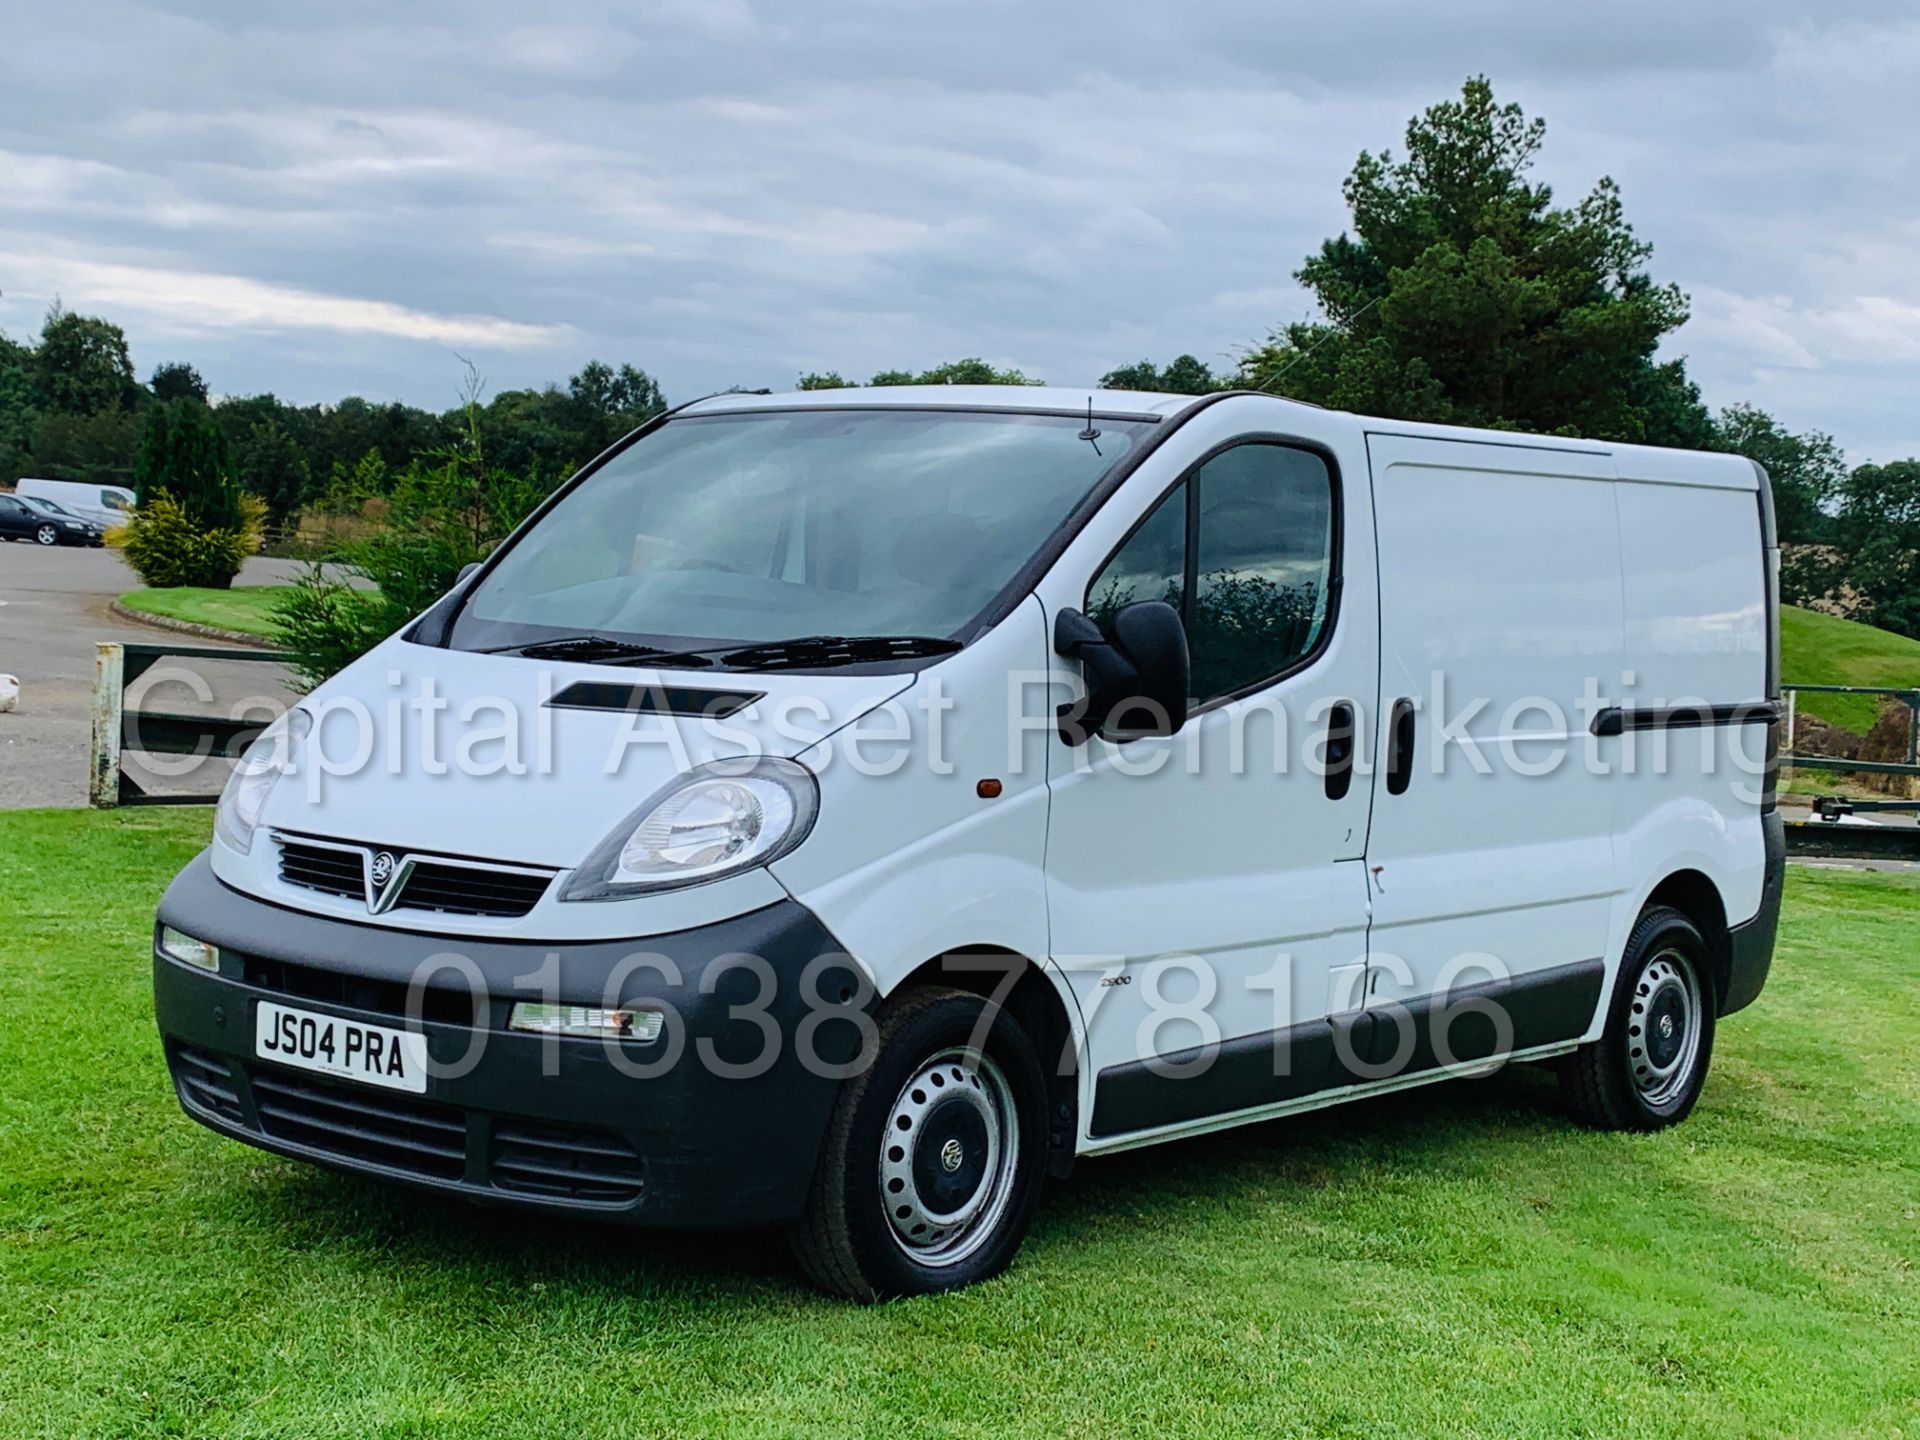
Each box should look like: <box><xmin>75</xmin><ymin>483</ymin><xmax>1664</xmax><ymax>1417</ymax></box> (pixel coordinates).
<box><xmin>1563</xmin><ymin>905</ymin><xmax>1715</xmax><ymax>1131</ymax></box>
<box><xmin>36</xmin><ymin>524</ymin><xmax>59</xmax><ymax>546</ymax></box>
<box><xmin>790</xmin><ymin>985</ymin><xmax>1048</xmax><ymax>1300</ymax></box>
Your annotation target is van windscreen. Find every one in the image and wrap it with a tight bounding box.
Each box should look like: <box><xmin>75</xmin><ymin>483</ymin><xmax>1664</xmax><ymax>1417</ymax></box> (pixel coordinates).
<box><xmin>447</xmin><ymin>408</ymin><xmax>1154</xmax><ymax>658</ymax></box>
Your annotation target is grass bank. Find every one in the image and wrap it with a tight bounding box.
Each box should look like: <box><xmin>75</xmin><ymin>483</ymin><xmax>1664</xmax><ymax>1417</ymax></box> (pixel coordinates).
<box><xmin>1781</xmin><ymin>604</ymin><xmax>1920</xmax><ymax>733</ymax></box>
<box><xmin>2</xmin><ymin>807</ymin><xmax>1916</xmax><ymax>1437</ymax></box>
<box><xmin>117</xmin><ymin>585</ymin><xmax>292</xmax><ymax>640</ymax></box>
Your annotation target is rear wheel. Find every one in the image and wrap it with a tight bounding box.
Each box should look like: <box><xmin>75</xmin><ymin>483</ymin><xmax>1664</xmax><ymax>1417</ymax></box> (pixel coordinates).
<box><xmin>1563</xmin><ymin>905</ymin><xmax>1715</xmax><ymax>1130</ymax></box>
<box><xmin>790</xmin><ymin>986</ymin><xmax>1047</xmax><ymax>1300</ymax></box>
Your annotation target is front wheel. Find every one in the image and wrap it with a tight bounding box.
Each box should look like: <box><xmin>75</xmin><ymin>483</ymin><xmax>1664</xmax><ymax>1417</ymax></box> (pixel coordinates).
<box><xmin>790</xmin><ymin>986</ymin><xmax>1048</xmax><ymax>1300</ymax></box>
<box><xmin>35</xmin><ymin>524</ymin><xmax>59</xmax><ymax>546</ymax></box>
<box><xmin>1562</xmin><ymin>905</ymin><xmax>1716</xmax><ymax>1130</ymax></box>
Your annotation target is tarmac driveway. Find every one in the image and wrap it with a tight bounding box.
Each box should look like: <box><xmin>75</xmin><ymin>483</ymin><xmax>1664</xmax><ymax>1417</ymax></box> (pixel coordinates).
<box><xmin>0</xmin><ymin>545</ymin><xmax>304</xmax><ymax>809</ymax></box>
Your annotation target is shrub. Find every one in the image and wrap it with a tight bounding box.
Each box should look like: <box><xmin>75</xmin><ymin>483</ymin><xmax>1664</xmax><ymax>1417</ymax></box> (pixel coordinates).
<box><xmin>273</xmin><ymin>406</ymin><xmax>543</xmax><ymax>691</ymax></box>
<box><xmin>110</xmin><ymin>492</ymin><xmax>264</xmax><ymax>589</ymax></box>
<box><xmin>273</xmin><ymin>570</ymin><xmax>392</xmax><ymax>689</ymax></box>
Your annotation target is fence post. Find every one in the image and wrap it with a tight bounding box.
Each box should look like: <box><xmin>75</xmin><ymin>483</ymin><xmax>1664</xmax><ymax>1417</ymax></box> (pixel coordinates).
<box><xmin>90</xmin><ymin>642</ymin><xmax>124</xmax><ymax>808</ymax></box>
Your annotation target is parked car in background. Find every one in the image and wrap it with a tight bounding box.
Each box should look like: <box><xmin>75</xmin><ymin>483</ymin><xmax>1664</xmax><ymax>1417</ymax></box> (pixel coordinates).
<box><xmin>14</xmin><ymin>477</ymin><xmax>135</xmax><ymax>530</ymax></box>
<box><xmin>0</xmin><ymin>492</ymin><xmax>106</xmax><ymax>547</ymax></box>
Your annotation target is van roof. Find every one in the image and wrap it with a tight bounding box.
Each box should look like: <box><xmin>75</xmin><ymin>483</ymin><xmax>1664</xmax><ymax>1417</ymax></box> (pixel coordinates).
<box><xmin>679</xmin><ymin>385</ymin><xmax>1207</xmax><ymax>421</ymax></box>
<box><xmin>676</xmin><ymin>387</ymin><xmax>1757</xmax><ymax>490</ymax></box>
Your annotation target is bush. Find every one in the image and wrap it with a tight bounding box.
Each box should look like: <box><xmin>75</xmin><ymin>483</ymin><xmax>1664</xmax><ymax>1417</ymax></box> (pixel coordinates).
<box><xmin>272</xmin><ymin>408</ymin><xmax>543</xmax><ymax>691</ymax></box>
<box><xmin>273</xmin><ymin>571</ymin><xmax>392</xmax><ymax>688</ymax></box>
<box><xmin>110</xmin><ymin>491</ymin><xmax>264</xmax><ymax>589</ymax></box>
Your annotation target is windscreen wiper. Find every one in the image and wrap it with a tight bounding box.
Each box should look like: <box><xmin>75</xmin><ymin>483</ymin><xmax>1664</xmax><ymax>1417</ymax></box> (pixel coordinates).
<box><xmin>494</xmin><ymin>635</ymin><xmax>715</xmax><ymax>667</ymax></box>
<box><xmin>493</xmin><ymin>633</ymin><xmax>960</xmax><ymax>671</ymax></box>
<box><xmin>714</xmin><ymin>635</ymin><xmax>963</xmax><ymax>671</ymax></box>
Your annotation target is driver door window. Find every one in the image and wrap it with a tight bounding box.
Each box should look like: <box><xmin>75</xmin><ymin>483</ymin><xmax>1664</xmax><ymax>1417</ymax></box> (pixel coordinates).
<box><xmin>1086</xmin><ymin>441</ymin><xmax>1338</xmax><ymax>710</ymax></box>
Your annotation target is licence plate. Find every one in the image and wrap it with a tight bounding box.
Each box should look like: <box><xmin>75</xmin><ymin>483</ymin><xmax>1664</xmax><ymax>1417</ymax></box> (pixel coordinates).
<box><xmin>255</xmin><ymin>1001</ymin><xmax>429</xmax><ymax>1094</ymax></box>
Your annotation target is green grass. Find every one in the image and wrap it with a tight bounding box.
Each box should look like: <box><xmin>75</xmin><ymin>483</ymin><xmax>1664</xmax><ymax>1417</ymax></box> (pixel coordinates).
<box><xmin>1781</xmin><ymin>604</ymin><xmax>1920</xmax><ymax>733</ymax></box>
<box><xmin>3</xmin><ymin>808</ymin><xmax>1917</xmax><ymax>1438</ymax></box>
<box><xmin>118</xmin><ymin>586</ymin><xmax>292</xmax><ymax>639</ymax></box>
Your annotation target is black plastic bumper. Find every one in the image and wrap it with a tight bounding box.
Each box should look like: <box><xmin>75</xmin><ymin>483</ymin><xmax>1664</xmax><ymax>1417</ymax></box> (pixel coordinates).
<box><xmin>153</xmin><ymin>850</ymin><xmax>867</xmax><ymax>1226</ymax></box>
<box><xmin>1722</xmin><ymin>810</ymin><xmax>1785</xmax><ymax>1016</ymax></box>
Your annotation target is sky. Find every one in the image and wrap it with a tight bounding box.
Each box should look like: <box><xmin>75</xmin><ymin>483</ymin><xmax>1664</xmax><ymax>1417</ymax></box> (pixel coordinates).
<box><xmin>3</xmin><ymin>1</ymin><xmax>1918</xmax><ymax>464</ymax></box>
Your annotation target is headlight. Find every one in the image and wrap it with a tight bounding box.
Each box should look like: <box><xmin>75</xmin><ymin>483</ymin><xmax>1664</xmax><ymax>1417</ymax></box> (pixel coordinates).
<box><xmin>158</xmin><ymin>925</ymin><xmax>218</xmax><ymax>971</ymax></box>
<box><xmin>561</xmin><ymin>757</ymin><xmax>818</xmax><ymax>901</ymax></box>
<box><xmin>214</xmin><ymin>708</ymin><xmax>313</xmax><ymax>855</ymax></box>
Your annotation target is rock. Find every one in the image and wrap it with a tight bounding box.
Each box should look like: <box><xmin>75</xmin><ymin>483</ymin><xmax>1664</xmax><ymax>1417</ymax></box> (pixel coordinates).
<box><xmin>1859</xmin><ymin>700</ymin><xmax>1920</xmax><ymax>798</ymax></box>
<box><xmin>0</xmin><ymin>674</ymin><xmax>17</xmax><ymax>713</ymax></box>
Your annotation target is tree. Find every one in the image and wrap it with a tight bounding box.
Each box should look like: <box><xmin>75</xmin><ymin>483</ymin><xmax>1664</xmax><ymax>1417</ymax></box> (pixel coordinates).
<box><xmin>869</xmin><ymin>359</ymin><xmax>1036</xmax><ymax>386</ymax></box>
<box><xmin>1239</xmin><ymin>77</ymin><xmax>1708</xmax><ymax>445</ymax></box>
<box><xmin>233</xmin><ymin>417</ymin><xmax>312</xmax><ymax>526</ymax></box>
<box><xmin>28</xmin><ymin>409</ymin><xmax>140</xmax><ymax>486</ymax></box>
<box><xmin>0</xmin><ymin>330</ymin><xmax>38</xmax><ymax>483</ymax></box>
<box><xmin>797</xmin><ymin>371</ymin><xmax>851</xmax><ymax>390</ymax></box>
<box><xmin>150</xmin><ymin>361</ymin><xmax>210</xmax><ymax>404</ymax></box>
<box><xmin>136</xmin><ymin>398</ymin><xmax>243</xmax><ymax>530</ymax></box>
<box><xmin>1100</xmin><ymin>355</ymin><xmax>1222</xmax><ymax>394</ymax></box>
<box><xmin>568</xmin><ymin>360</ymin><xmax>666</xmax><ymax>439</ymax></box>
<box><xmin>1711</xmin><ymin>404</ymin><xmax>1846</xmax><ymax>546</ymax></box>
<box><xmin>35</xmin><ymin>304</ymin><xmax>139</xmax><ymax>417</ymax></box>
<box><xmin>275</xmin><ymin>398</ymin><xmax>541</xmax><ymax>690</ymax></box>
<box><xmin>1819</xmin><ymin>461</ymin><xmax>1920</xmax><ymax>640</ymax></box>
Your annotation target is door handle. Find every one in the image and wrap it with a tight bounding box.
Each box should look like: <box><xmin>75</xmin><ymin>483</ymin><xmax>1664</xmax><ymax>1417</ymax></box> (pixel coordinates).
<box><xmin>1386</xmin><ymin>697</ymin><xmax>1416</xmax><ymax>796</ymax></box>
<box><xmin>1324</xmin><ymin>701</ymin><xmax>1355</xmax><ymax>801</ymax></box>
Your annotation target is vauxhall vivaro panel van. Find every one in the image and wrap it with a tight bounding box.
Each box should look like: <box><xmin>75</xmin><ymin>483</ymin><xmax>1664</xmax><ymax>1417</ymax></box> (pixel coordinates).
<box><xmin>153</xmin><ymin>387</ymin><xmax>1783</xmax><ymax>1298</ymax></box>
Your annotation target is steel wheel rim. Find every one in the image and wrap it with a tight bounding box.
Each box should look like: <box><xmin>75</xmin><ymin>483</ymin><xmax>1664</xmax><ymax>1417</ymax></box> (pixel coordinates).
<box><xmin>1628</xmin><ymin>947</ymin><xmax>1703</xmax><ymax>1107</ymax></box>
<box><xmin>36</xmin><ymin>525</ymin><xmax>57</xmax><ymax>545</ymax></box>
<box><xmin>877</xmin><ymin>1046</ymin><xmax>1020</xmax><ymax>1269</ymax></box>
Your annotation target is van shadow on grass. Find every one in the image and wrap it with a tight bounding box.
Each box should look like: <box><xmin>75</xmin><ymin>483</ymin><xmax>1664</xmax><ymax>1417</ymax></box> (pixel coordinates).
<box><xmin>238</xmin><ymin>1058</ymin><xmax>1581</xmax><ymax>1306</ymax></box>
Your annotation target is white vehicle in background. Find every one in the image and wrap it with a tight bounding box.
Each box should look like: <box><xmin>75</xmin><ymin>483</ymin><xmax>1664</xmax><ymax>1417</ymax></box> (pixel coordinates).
<box><xmin>150</xmin><ymin>386</ymin><xmax>1784</xmax><ymax>1300</ymax></box>
<box><xmin>15</xmin><ymin>477</ymin><xmax>135</xmax><ymax>530</ymax></box>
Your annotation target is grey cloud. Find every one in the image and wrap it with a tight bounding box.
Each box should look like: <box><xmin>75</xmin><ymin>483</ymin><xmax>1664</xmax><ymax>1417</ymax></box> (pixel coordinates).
<box><xmin>1</xmin><ymin>0</ymin><xmax>1916</xmax><ymax>462</ymax></box>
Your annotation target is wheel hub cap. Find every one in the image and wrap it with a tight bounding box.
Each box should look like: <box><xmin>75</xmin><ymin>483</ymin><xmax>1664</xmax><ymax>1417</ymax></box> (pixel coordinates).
<box><xmin>877</xmin><ymin>1047</ymin><xmax>1020</xmax><ymax>1269</ymax></box>
<box><xmin>1627</xmin><ymin>949</ymin><xmax>1702</xmax><ymax>1106</ymax></box>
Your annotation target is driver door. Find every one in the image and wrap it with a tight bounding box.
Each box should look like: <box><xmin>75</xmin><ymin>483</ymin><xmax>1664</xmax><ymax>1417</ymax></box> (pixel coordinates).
<box><xmin>1038</xmin><ymin>421</ymin><xmax>1379</xmax><ymax>1142</ymax></box>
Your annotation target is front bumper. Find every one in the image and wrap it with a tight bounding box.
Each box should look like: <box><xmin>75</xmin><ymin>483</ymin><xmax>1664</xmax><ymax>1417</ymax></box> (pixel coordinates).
<box><xmin>154</xmin><ymin>850</ymin><xmax>868</xmax><ymax>1226</ymax></box>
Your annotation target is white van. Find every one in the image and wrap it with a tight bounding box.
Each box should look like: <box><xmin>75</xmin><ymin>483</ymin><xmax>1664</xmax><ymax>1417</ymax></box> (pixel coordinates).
<box><xmin>16</xmin><ymin>477</ymin><xmax>136</xmax><ymax>530</ymax></box>
<box><xmin>153</xmin><ymin>387</ymin><xmax>1783</xmax><ymax>1299</ymax></box>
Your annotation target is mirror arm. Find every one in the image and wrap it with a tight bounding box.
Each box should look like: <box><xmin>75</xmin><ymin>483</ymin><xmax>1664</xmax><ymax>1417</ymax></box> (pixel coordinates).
<box><xmin>1053</xmin><ymin>607</ymin><xmax>1137</xmax><ymax>746</ymax></box>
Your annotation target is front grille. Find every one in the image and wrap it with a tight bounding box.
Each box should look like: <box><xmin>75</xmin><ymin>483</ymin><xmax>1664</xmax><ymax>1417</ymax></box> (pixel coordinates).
<box><xmin>168</xmin><ymin>1047</ymin><xmax>646</xmax><ymax>1208</ymax></box>
<box><xmin>490</xmin><ymin>1124</ymin><xmax>647</xmax><ymax>1204</ymax></box>
<box><xmin>396</xmin><ymin>861</ymin><xmax>551</xmax><ymax>918</ymax></box>
<box><xmin>274</xmin><ymin>835</ymin><xmax>555</xmax><ymax>919</ymax></box>
<box><xmin>250</xmin><ymin>1069</ymin><xmax>468</xmax><ymax>1181</ymax></box>
<box><xmin>171</xmin><ymin>1046</ymin><xmax>243</xmax><ymax>1124</ymax></box>
<box><xmin>277</xmin><ymin>840</ymin><xmax>363</xmax><ymax>900</ymax></box>
<box><xmin>243</xmin><ymin>955</ymin><xmax>482</xmax><ymax>1027</ymax></box>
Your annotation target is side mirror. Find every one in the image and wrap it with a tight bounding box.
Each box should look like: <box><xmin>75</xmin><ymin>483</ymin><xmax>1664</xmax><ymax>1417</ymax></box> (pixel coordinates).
<box><xmin>456</xmin><ymin>562</ymin><xmax>481</xmax><ymax>586</ymax></box>
<box><xmin>1054</xmin><ymin>601</ymin><xmax>1190</xmax><ymax>744</ymax></box>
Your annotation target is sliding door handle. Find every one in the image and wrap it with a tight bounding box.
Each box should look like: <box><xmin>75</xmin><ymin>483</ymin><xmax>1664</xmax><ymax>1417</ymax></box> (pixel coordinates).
<box><xmin>1324</xmin><ymin>701</ymin><xmax>1356</xmax><ymax>800</ymax></box>
<box><xmin>1386</xmin><ymin>697</ymin><xmax>1416</xmax><ymax>796</ymax></box>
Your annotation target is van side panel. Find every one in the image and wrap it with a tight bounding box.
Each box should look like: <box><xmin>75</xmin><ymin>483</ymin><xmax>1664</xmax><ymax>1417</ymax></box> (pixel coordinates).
<box><xmin>1602</xmin><ymin>471</ymin><xmax>1770</xmax><ymax>1019</ymax></box>
<box><xmin>1362</xmin><ymin>436</ymin><xmax>1624</xmax><ymax>1008</ymax></box>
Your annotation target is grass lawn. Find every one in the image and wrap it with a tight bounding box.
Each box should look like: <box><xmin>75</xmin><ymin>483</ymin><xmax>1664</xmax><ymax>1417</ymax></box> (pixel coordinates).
<box><xmin>3</xmin><ymin>808</ymin><xmax>1917</xmax><ymax>1438</ymax></box>
<box><xmin>118</xmin><ymin>586</ymin><xmax>292</xmax><ymax>640</ymax></box>
<box><xmin>1781</xmin><ymin>604</ymin><xmax>1920</xmax><ymax>734</ymax></box>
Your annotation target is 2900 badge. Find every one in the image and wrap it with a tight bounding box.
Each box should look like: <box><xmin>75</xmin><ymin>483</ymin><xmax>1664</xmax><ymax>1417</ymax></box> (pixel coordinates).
<box><xmin>255</xmin><ymin>1000</ymin><xmax>429</xmax><ymax>1094</ymax></box>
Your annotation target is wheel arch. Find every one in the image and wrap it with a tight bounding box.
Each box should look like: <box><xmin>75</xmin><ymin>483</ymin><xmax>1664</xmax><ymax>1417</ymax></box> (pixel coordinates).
<box><xmin>1641</xmin><ymin>869</ymin><xmax>1733</xmax><ymax>1011</ymax></box>
<box><xmin>889</xmin><ymin>947</ymin><xmax>1081</xmax><ymax>1176</ymax></box>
